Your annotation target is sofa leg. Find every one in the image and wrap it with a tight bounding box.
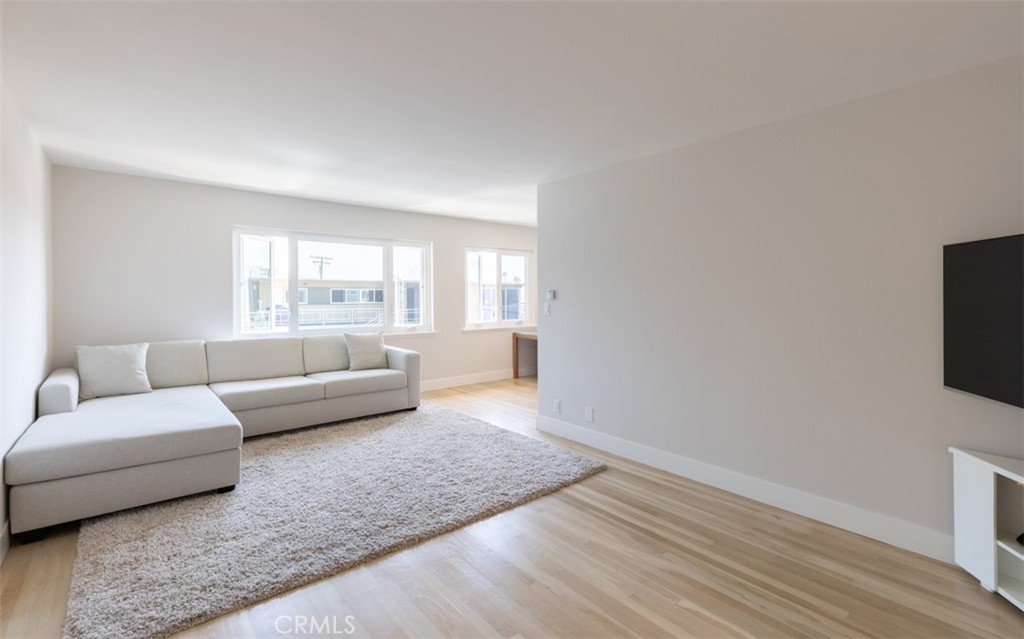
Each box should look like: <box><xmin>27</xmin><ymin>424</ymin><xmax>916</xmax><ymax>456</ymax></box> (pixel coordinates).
<box><xmin>216</xmin><ymin>485</ymin><xmax>235</xmax><ymax>494</ymax></box>
<box><xmin>13</xmin><ymin>529</ymin><xmax>47</xmax><ymax>545</ymax></box>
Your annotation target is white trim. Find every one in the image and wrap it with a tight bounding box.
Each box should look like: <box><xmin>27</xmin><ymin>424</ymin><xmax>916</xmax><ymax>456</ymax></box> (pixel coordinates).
<box><xmin>383</xmin><ymin>331</ymin><xmax>437</xmax><ymax>339</ymax></box>
<box><xmin>1</xmin><ymin>518</ymin><xmax>10</xmax><ymax>564</ymax></box>
<box><xmin>462</xmin><ymin>325</ymin><xmax>537</xmax><ymax>334</ymax></box>
<box><xmin>241</xmin><ymin>328</ymin><xmax>437</xmax><ymax>339</ymax></box>
<box><xmin>535</xmin><ymin>415</ymin><xmax>953</xmax><ymax>564</ymax></box>
<box><xmin>421</xmin><ymin>369</ymin><xmax>512</xmax><ymax>392</ymax></box>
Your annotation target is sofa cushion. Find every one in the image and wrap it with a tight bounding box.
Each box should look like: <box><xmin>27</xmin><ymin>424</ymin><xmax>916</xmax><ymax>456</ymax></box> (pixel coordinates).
<box><xmin>209</xmin><ymin>376</ymin><xmax>325</xmax><ymax>412</ymax></box>
<box><xmin>206</xmin><ymin>338</ymin><xmax>305</xmax><ymax>383</ymax></box>
<box><xmin>307</xmin><ymin>369</ymin><xmax>407</xmax><ymax>399</ymax></box>
<box><xmin>345</xmin><ymin>333</ymin><xmax>388</xmax><ymax>371</ymax></box>
<box><xmin>147</xmin><ymin>340</ymin><xmax>209</xmax><ymax>388</ymax></box>
<box><xmin>4</xmin><ymin>386</ymin><xmax>241</xmax><ymax>486</ymax></box>
<box><xmin>303</xmin><ymin>335</ymin><xmax>350</xmax><ymax>374</ymax></box>
<box><xmin>77</xmin><ymin>343</ymin><xmax>153</xmax><ymax>400</ymax></box>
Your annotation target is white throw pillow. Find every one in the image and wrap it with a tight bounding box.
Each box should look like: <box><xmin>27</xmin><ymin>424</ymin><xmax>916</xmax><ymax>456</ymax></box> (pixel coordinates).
<box><xmin>77</xmin><ymin>343</ymin><xmax>153</xmax><ymax>400</ymax></box>
<box><xmin>345</xmin><ymin>333</ymin><xmax>388</xmax><ymax>371</ymax></box>
<box><xmin>303</xmin><ymin>335</ymin><xmax>350</xmax><ymax>373</ymax></box>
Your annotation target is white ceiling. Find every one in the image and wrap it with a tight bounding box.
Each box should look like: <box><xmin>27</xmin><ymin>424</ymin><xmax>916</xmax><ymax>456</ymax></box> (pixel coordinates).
<box><xmin>2</xmin><ymin>1</ymin><xmax>1021</xmax><ymax>226</ymax></box>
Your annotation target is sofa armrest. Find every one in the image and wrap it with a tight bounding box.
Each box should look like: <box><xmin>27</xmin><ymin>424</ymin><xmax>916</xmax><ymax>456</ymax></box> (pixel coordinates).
<box><xmin>38</xmin><ymin>368</ymin><xmax>80</xmax><ymax>416</ymax></box>
<box><xmin>385</xmin><ymin>346</ymin><xmax>421</xmax><ymax>408</ymax></box>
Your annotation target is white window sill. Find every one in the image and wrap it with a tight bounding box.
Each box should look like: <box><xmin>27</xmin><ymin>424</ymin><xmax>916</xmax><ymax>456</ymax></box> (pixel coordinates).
<box><xmin>239</xmin><ymin>329</ymin><xmax>437</xmax><ymax>339</ymax></box>
<box><xmin>462</xmin><ymin>325</ymin><xmax>537</xmax><ymax>334</ymax></box>
<box><xmin>384</xmin><ymin>331</ymin><xmax>437</xmax><ymax>339</ymax></box>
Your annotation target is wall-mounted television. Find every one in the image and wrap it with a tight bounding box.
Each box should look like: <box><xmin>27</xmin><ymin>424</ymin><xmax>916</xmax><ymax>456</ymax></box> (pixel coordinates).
<box><xmin>943</xmin><ymin>233</ymin><xmax>1023</xmax><ymax>408</ymax></box>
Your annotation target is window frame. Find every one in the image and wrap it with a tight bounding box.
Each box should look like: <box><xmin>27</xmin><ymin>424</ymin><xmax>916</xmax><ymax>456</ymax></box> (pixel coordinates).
<box><xmin>464</xmin><ymin>247</ymin><xmax>532</xmax><ymax>330</ymax></box>
<box><xmin>234</xmin><ymin>228</ymin><xmax>433</xmax><ymax>336</ymax></box>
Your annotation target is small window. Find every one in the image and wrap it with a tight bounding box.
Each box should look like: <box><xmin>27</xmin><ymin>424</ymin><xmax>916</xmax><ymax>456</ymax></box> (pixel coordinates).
<box><xmin>466</xmin><ymin>248</ymin><xmax>530</xmax><ymax>328</ymax></box>
<box><xmin>297</xmin><ymin>288</ymin><xmax>308</xmax><ymax>305</ymax></box>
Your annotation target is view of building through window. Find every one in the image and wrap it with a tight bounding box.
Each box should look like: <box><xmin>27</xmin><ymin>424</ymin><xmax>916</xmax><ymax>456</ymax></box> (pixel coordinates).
<box><xmin>238</xmin><ymin>231</ymin><xmax>430</xmax><ymax>334</ymax></box>
<box><xmin>240</xmin><ymin>235</ymin><xmax>290</xmax><ymax>332</ymax></box>
<box><xmin>297</xmin><ymin>240</ymin><xmax>386</xmax><ymax>329</ymax></box>
<box><xmin>466</xmin><ymin>249</ymin><xmax>529</xmax><ymax>326</ymax></box>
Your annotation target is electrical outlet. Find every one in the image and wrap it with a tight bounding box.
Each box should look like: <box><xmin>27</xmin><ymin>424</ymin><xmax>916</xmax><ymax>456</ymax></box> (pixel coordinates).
<box><xmin>553</xmin><ymin>399</ymin><xmax>561</xmax><ymax>413</ymax></box>
<box><xmin>585</xmin><ymin>406</ymin><xmax>594</xmax><ymax>422</ymax></box>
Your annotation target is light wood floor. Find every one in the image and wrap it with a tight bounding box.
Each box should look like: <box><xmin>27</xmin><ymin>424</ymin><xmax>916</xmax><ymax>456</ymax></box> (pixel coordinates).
<box><xmin>2</xmin><ymin>377</ymin><xmax>1022</xmax><ymax>638</ymax></box>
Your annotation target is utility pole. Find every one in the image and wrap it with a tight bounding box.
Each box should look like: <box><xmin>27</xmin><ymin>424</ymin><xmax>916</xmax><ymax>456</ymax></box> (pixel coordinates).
<box><xmin>310</xmin><ymin>255</ymin><xmax>332</xmax><ymax>280</ymax></box>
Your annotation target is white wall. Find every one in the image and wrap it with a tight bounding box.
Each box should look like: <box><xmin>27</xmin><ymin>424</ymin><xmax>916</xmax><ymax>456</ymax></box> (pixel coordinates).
<box><xmin>1</xmin><ymin>81</ymin><xmax>53</xmax><ymax>559</ymax></box>
<box><xmin>51</xmin><ymin>167</ymin><xmax>537</xmax><ymax>387</ymax></box>
<box><xmin>537</xmin><ymin>57</ymin><xmax>1024</xmax><ymax>562</ymax></box>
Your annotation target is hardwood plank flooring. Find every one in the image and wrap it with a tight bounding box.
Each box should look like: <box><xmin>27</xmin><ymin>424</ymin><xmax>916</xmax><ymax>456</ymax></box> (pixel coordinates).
<box><xmin>2</xmin><ymin>377</ymin><xmax>1021</xmax><ymax>638</ymax></box>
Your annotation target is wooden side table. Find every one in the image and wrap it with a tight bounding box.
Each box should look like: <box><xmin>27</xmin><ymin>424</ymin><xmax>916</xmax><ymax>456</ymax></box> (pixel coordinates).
<box><xmin>512</xmin><ymin>331</ymin><xmax>537</xmax><ymax>378</ymax></box>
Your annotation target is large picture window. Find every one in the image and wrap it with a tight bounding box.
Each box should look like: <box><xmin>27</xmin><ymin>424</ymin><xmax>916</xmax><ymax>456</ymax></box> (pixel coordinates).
<box><xmin>236</xmin><ymin>229</ymin><xmax>432</xmax><ymax>335</ymax></box>
<box><xmin>465</xmin><ymin>248</ymin><xmax>530</xmax><ymax>328</ymax></box>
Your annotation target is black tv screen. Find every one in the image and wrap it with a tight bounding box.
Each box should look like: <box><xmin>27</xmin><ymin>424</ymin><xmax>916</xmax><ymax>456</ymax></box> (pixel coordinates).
<box><xmin>943</xmin><ymin>234</ymin><xmax>1023</xmax><ymax>408</ymax></box>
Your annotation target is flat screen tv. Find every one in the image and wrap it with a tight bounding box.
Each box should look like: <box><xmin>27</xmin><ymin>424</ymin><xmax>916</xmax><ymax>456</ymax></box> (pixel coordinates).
<box><xmin>943</xmin><ymin>233</ymin><xmax>1023</xmax><ymax>408</ymax></box>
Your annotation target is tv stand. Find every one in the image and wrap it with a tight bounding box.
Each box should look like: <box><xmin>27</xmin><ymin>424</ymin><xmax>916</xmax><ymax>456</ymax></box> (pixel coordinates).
<box><xmin>949</xmin><ymin>447</ymin><xmax>1024</xmax><ymax>612</ymax></box>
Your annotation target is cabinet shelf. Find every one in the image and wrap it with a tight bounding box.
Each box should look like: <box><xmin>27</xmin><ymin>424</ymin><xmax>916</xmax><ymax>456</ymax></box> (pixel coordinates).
<box><xmin>997</xmin><ymin>574</ymin><xmax>1024</xmax><ymax>613</ymax></box>
<box><xmin>997</xmin><ymin>531</ymin><xmax>1024</xmax><ymax>561</ymax></box>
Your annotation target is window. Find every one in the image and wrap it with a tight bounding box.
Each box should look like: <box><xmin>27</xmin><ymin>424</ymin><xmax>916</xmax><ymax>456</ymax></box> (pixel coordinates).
<box><xmin>466</xmin><ymin>249</ymin><xmax>530</xmax><ymax>327</ymax></box>
<box><xmin>393</xmin><ymin>245</ymin><xmax>425</xmax><ymax>327</ymax></box>
<box><xmin>236</xmin><ymin>229</ymin><xmax>432</xmax><ymax>335</ymax></box>
<box><xmin>239</xmin><ymin>235</ymin><xmax>290</xmax><ymax>332</ymax></box>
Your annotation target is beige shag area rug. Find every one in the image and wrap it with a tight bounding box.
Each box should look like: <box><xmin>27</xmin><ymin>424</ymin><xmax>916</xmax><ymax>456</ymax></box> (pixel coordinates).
<box><xmin>63</xmin><ymin>403</ymin><xmax>604</xmax><ymax>639</ymax></box>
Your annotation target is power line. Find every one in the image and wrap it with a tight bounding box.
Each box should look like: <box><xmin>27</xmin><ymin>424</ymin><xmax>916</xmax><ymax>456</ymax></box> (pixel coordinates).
<box><xmin>310</xmin><ymin>255</ymin><xmax>332</xmax><ymax>279</ymax></box>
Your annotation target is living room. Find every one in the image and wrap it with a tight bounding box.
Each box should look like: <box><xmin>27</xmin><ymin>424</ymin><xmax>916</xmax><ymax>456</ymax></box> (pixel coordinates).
<box><xmin>3</xmin><ymin>2</ymin><xmax>1024</xmax><ymax>638</ymax></box>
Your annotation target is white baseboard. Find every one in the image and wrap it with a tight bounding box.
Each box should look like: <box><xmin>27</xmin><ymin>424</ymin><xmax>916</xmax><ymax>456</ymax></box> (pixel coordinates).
<box><xmin>536</xmin><ymin>415</ymin><xmax>953</xmax><ymax>564</ymax></box>
<box><xmin>421</xmin><ymin>369</ymin><xmax>513</xmax><ymax>392</ymax></box>
<box><xmin>1</xmin><ymin>518</ymin><xmax>10</xmax><ymax>564</ymax></box>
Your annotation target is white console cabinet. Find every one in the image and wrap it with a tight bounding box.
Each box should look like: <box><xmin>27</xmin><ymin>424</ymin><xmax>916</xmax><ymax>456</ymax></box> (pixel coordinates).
<box><xmin>949</xmin><ymin>447</ymin><xmax>1024</xmax><ymax>612</ymax></box>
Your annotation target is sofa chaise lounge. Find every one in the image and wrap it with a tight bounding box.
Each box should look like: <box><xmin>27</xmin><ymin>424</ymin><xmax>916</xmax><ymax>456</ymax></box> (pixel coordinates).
<box><xmin>5</xmin><ymin>335</ymin><xmax>420</xmax><ymax>536</ymax></box>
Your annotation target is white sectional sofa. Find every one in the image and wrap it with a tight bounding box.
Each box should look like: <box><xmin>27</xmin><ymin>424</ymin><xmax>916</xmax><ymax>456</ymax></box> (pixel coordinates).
<box><xmin>5</xmin><ymin>335</ymin><xmax>420</xmax><ymax>537</ymax></box>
